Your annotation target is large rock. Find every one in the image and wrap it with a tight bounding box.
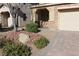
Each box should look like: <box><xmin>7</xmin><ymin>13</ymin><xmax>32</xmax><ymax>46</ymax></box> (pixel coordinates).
<box><xmin>18</xmin><ymin>33</ymin><xmax>30</xmax><ymax>44</ymax></box>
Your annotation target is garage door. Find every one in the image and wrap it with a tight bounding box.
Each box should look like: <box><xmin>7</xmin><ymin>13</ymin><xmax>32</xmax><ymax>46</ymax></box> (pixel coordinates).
<box><xmin>58</xmin><ymin>9</ymin><xmax>79</xmax><ymax>31</ymax></box>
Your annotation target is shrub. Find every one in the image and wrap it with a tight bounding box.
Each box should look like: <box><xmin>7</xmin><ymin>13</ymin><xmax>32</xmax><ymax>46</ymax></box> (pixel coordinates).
<box><xmin>34</xmin><ymin>37</ymin><xmax>49</xmax><ymax>49</ymax></box>
<box><xmin>26</xmin><ymin>23</ymin><xmax>38</xmax><ymax>33</ymax></box>
<box><xmin>2</xmin><ymin>40</ymin><xmax>31</xmax><ymax>56</ymax></box>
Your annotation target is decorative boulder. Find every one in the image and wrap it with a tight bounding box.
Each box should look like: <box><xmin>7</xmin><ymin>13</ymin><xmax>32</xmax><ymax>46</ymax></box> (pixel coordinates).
<box><xmin>18</xmin><ymin>33</ymin><xmax>30</xmax><ymax>44</ymax></box>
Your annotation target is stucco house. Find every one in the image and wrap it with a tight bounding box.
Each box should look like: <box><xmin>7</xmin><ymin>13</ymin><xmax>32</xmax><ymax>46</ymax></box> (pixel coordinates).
<box><xmin>31</xmin><ymin>3</ymin><xmax>79</xmax><ymax>31</ymax></box>
<box><xmin>0</xmin><ymin>3</ymin><xmax>35</xmax><ymax>29</ymax></box>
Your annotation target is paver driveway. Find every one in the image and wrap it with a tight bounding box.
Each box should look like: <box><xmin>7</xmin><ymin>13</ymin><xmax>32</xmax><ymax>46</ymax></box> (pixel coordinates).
<box><xmin>32</xmin><ymin>29</ymin><xmax>79</xmax><ymax>56</ymax></box>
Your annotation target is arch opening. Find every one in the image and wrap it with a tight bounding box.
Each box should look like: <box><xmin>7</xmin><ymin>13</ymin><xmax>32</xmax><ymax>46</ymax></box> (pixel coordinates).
<box><xmin>35</xmin><ymin>8</ymin><xmax>49</xmax><ymax>28</ymax></box>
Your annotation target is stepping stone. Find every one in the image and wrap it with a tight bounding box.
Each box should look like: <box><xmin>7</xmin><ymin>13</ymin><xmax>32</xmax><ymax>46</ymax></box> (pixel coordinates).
<box><xmin>18</xmin><ymin>33</ymin><xmax>30</xmax><ymax>44</ymax></box>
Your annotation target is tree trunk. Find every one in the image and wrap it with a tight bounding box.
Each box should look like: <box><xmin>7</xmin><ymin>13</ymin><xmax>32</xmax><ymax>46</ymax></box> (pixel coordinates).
<box><xmin>6</xmin><ymin>3</ymin><xmax>17</xmax><ymax>31</ymax></box>
<box><xmin>13</xmin><ymin>17</ymin><xmax>17</xmax><ymax>31</ymax></box>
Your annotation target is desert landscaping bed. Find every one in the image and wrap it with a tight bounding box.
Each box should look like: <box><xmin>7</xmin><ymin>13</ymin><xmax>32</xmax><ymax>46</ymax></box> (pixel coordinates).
<box><xmin>0</xmin><ymin>31</ymin><xmax>43</xmax><ymax>55</ymax></box>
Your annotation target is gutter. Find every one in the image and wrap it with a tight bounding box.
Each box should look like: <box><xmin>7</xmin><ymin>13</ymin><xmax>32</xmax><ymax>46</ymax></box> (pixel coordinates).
<box><xmin>30</xmin><ymin>3</ymin><xmax>76</xmax><ymax>9</ymax></box>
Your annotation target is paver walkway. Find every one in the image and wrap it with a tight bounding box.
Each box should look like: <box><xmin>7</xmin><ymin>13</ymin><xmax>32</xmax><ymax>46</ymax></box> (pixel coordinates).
<box><xmin>32</xmin><ymin>29</ymin><xmax>79</xmax><ymax>56</ymax></box>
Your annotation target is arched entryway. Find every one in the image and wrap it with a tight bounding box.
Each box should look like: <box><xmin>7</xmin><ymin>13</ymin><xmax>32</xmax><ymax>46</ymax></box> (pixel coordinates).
<box><xmin>36</xmin><ymin>8</ymin><xmax>49</xmax><ymax>28</ymax></box>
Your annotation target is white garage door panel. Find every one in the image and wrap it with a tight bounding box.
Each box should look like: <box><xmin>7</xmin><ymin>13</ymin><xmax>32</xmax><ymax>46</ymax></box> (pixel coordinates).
<box><xmin>59</xmin><ymin>11</ymin><xmax>79</xmax><ymax>31</ymax></box>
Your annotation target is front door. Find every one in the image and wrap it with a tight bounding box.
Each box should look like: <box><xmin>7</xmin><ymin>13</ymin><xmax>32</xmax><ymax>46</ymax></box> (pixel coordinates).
<box><xmin>1</xmin><ymin>12</ymin><xmax>10</xmax><ymax>28</ymax></box>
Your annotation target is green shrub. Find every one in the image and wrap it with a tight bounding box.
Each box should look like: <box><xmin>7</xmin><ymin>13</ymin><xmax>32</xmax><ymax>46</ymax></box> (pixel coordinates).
<box><xmin>2</xmin><ymin>40</ymin><xmax>31</xmax><ymax>56</ymax></box>
<box><xmin>34</xmin><ymin>37</ymin><xmax>49</xmax><ymax>49</ymax></box>
<box><xmin>26</xmin><ymin>23</ymin><xmax>38</xmax><ymax>33</ymax></box>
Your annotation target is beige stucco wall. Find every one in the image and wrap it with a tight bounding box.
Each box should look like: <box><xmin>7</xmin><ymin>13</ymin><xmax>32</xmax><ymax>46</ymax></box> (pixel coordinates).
<box><xmin>31</xmin><ymin>9</ymin><xmax>37</xmax><ymax>22</ymax></box>
<box><xmin>46</xmin><ymin>6</ymin><xmax>58</xmax><ymax>30</ymax></box>
<box><xmin>47</xmin><ymin>7</ymin><xmax>54</xmax><ymax>21</ymax></box>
